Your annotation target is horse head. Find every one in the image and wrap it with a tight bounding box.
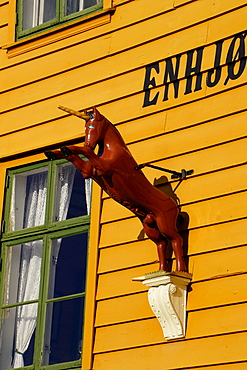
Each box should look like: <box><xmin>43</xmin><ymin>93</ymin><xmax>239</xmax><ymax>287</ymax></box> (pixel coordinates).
<box><xmin>58</xmin><ymin>105</ymin><xmax>108</xmax><ymax>151</ymax></box>
<box><xmin>84</xmin><ymin>107</ymin><xmax>107</xmax><ymax>150</ymax></box>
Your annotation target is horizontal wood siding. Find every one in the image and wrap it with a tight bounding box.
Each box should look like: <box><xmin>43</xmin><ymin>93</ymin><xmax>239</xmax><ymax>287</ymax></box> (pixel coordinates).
<box><xmin>0</xmin><ymin>0</ymin><xmax>246</xmax><ymax>369</ymax></box>
<box><xmin>0</xmin><ymin>2</ymin><xmax>8</xmax><ymax>46</ymax></box>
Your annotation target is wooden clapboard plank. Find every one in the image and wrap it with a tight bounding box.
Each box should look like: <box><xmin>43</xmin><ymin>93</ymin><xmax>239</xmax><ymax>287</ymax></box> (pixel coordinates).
<box><xmin>97</xmin><ymin>245</ymin><xmax>247</xmax><ymax>300</ymax></box>
<box><xmin>183</xmin><ymin>363</ymin><xmax>247</xmax><ymax>370</ymax></box>
<box><xmin>99</xmin><ymin>211</ymin><xmax>247</xmax><ymax>250</ymax></box>
<box><xmin>207</xmin><ymin>3</ymin><xmax>247</xmax><ymax>43</ymax></box>
<box><xmin>2</xmin><ymin>46</ymin><xmax>247</xmax><ymax>128</ymax></box>
<box><xmin>99</xmin><ymin>217</ymin><xmax>145</xmax><ymax>248</ymax></box>
<box><xmin>100</xmin><ymin>185</ymin><xmax>247</xmax><ymax>227</ymax></box>
<box><xmin>2</xmin><ymin>18</ymin><xmax>247</xmax><ymax>114</ymax></box>
<box><xmin>2</xmin><ymin>75</ymin><xmax>247</xmax><ymax>149</ymax></box>
<box><xmin>100</xmin><ymin>165</ymin><xmax>247</xmax><ymax>224</ymax></box>
<box><xmin>0</xmin><ymin>3</ymin><xmax>8</xmax><ymax>27</ymax></box>
<box><xmin>116</xmin><ymin>86</ymin><xmax>247</xmax><ymax>144</ymax></box>
<box><xmin>98</xmin><ymin>248</ymin><xmax>244</xmax><ymax>292</ymax></box>
<box><xmin>0</xmin><ymin>25</ymin><xmax>8</xmax><ymax>47</ymax></box>
<box><xmin>93</xmin><ymin>317</ymin><xmax>166</xmax><ymax>353</ymax></box>
<box><xmin>183</xmin><ymin>191</ymin><xmax>247</xmax><ymax>229</ymax></box>
<box><xmin>187</xmin><ymin>218</ymin><xmax>247</xmax><ymax>255</ymax></box>
<box><xmin>1</xmin><ymin>1</ymin><xmax>247</xmax><ymax>91</ymax></box>
<box><xmin>96</xmin><ymin>273</ymin><xmax>247</xmax><ymax>317</ymax></box>
<box><xmin>96</xmin><ymin>265</ymin><xmax>153</xmax><ymax>300</ymax></box>
<box><xmin>98</xmin><ymin>219</ymin><xmax>247</xmax><ymax>274</ymax></box>
<box><xmin>92</xmin><ymin>331</ymin><xmax>247</xmax><ymax>369</ymax></box>
<box><xmin>128</xmin><ymin>110</ymin><xmax>247</xmax><ymax>165</ymax></box>
<box><xmin>1</xmin><ymin>54</ymin><xmax>247</xmax><ymax>140</ymax></box>
<box><xmin>95</xmin><ymin>292</ymin><xmax>151</xmax><ymax>327</ymax></box>
<box><xmin>174</xmin><ymin>0</ymin><xmax>196</xmax><ymax>6</ymax></box>
<box><xmin>98</xmin><ymin>239</ymin><xmax>157</xmax><ymax>274</ymax></box>
<box><xmin>187</xmin><ymin>274</ymin><xmax>247</xmax><ymax>311</ymax></box>
<box><xmin>172</xmin><ymin>164</ymin><xmax>247</xmax><ymax>204</ymax></box>
<box><xmin>2</xmin><ymin>38</ymin><xmax>247</xmax><ymax>138</ymax></box>
<box><xmin>94</xmin><ymin>303</ymin><xmax>247</xmax><ymax>353</ymax></box>
<box><xmin>189</xmin><ymin>245</ymin><xmax>247</xmax><ymax>282</ymax></box>
<box><xmin>2</xmin><ymin>0</ymin><xmax>246</xmax><ymax>75</ymax></box>
<box><xmin>140</xmin><ymin>138</ymin><xmax>247</xmax><ymax>186</ymax></box>
<box><xmin>2</xmin><ymin>0</ymin><xmax>174</xmax><ymax>61</ymax></box>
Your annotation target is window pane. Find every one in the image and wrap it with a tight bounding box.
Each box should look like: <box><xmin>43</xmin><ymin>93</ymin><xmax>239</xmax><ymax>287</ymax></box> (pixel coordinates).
<box><xmin>9</xmin><ymin>167</ymin><xmax>48</xmax><ymax>232</ymax></box>
<box><xmin>0</xmin><ymin>303</ymin><xmax>38</xmax><ymax>370</ymax></box>
<box><xmin>64</xmin><ymin>0</ymin><xmax>100</xmax><ymax>16</ymax></box>
<box><xmin>43</xmin><ymin>0</ymin><xmax>56</xmax><ymax>23</ymax></box>
<box><xmin>84</xmin><ymin>0</ymin><xmax>100</xmax><ymax>8</ymax></box>
<box><xmin>23</xmin><ymin>0</ymin><xmax>56</xmax><ymax>30</ymax></box>
<box><xmin>65</xmin><ymin>0</ymin><xmax>80</xmax><ymax>15</ymax></box>
<box><xmin>43</xmin><ymin>297</ymin><xmax>85</xmax><ymax>365</ymax></box>
<box><xmin>22</xmin><ymin>0</ymin><xmax>36</xmax><ymax>30</ymax></box>
<box><xmin>53</xmin><ymin>163</ymin><xmax>90</xmax><ymax>222</ymax></box>
<box><xmin>3</xmin><ymin>241</ymin><xmax>43</xmax><ymax>306</ymax></box>
<box><xmin>48</xmin><ymin>233</ymin><xmax>88</xmax><ymax>300</ymax></box>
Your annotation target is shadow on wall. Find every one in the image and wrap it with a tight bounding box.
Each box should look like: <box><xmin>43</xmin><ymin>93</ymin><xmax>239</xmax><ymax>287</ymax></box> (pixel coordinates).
<box><xmin>137</xmin><ymin>175</ymin><xmax>190</xmax><ymax>271</ymax></box>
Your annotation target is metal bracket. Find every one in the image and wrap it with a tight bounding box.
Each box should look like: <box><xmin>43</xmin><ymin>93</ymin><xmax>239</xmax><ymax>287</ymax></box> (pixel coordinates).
<box><xmin>135</xmin><ymin>163</ymin><xmax>194</xmax><ymax>179</ymax></box>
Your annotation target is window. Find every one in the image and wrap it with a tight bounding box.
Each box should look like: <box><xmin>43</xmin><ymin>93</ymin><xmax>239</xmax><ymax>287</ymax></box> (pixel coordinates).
<box><xmin>0</xmin><ymin>158</ymin><xmax>91</xmax><ymax>370</ymax></box>
<box><xmin>16</xmin><ymin>0</ymin><xmax>103</xmax><ymax>39</ymax></box>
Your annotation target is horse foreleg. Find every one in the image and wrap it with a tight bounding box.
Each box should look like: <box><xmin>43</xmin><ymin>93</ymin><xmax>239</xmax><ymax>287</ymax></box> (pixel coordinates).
<box><xmin>61</xmin><ymin>145</ymin><xmax>112</xmax><ymax>174</ymax></box>
<box><xmin>142</xmin><ymin>215</ymin><xmax>168</xmax><ymax>271</ymax></box>
<box><xmin>44</xmin><ymin>150</ymin><xmax>94</xmax><ymax>178</ymax></box>
<box><xmin>60</xmin><ymin>145</ymin><xmax>86</xmax><ymax>156</ymax></box>
<box><xmin>45</xmin><ymin>150</ymin><xmax>65</xmax><ymax>160</ymax></box>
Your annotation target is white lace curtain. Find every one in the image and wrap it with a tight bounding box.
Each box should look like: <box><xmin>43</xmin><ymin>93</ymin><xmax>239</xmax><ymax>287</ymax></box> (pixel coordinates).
<box><xmin>12</xmin><ymin>166</ymin><xmax>77</xmax><ymax>368</ymax></box>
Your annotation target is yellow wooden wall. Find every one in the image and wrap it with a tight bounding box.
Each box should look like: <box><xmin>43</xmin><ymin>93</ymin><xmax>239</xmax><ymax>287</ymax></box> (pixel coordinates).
<box><xmin>0</xmin><ymin>0</ymin><xmax>247</xmax><ymax>369</ymax></box>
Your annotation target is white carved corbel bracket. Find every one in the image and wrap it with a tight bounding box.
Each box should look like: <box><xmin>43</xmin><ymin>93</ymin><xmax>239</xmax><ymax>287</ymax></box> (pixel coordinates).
<box><xmin>133</xmin><ymin>271</ymin><xmax>192</xmax><ymax>340</ymax></box>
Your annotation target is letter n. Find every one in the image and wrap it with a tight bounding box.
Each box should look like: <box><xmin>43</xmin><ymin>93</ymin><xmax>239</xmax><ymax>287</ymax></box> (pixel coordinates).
<box><xmin>163</xmin><ymin>54</ymin><xmax>181</xmax><ymax>101</ymax></box>
<box><xmin>142</xmin><ymin>62</ymin><xmax>160</xmax><ymax>107</ymax></box>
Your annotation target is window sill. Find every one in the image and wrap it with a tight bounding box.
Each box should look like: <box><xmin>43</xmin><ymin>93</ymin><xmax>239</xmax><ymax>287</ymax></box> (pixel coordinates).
<box><xmin>2</xmin><ymin>7</ymin><xmax>115</xmax><ymax>58</ymax></box>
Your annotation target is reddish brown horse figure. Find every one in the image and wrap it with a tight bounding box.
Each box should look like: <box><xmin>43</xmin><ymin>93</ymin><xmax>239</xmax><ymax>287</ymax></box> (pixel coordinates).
<box><xmin>45</xmin><ymin>106</ymin><xmax>186</xmax><ymax>272</ymax></box>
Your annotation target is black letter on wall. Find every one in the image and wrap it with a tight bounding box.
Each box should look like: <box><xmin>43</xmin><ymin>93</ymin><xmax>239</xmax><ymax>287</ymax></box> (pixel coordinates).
<box><xmin>184</xmin><ymin>47</ymin><xmax>204</xmax><ymax>95</ymax></box>
<box><xmin>142</xmin><ymin>62</ymin><xmax>160</xmax><ymax>107</ymax></box>
<box><xmin>224</xmin><ymin>32</ymin><xmax>247</xmax><ymax>85</ymax></box>
<box><xmin>163</xmin><ymin>54</ymin><xmax>181</xmax><ymax>101</ymax></box>
<box><xmin>207</xmin><ymin>40</ymin><xmax>223</xmax><ymax>87</ymax></box>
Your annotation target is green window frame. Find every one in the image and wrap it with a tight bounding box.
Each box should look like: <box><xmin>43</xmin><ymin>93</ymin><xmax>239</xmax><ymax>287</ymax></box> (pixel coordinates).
<box><xmin>0</xmin><ymin>158</ymin><xmax>91</xmax><ymax>370</ymax></box>
<box><xmin>16</xmin><ymin>0</ymin><xmax>103</xmax><ymax>40</ymax></box>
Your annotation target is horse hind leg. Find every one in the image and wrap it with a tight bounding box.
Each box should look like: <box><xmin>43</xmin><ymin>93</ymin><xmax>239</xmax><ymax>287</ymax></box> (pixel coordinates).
<box><xmin>142</xmin><ymin>214</ymin><xmax>168</xmax><ymax>271</ymax></box>
<box><xmin>155</xmin><ymin>216</ymin><xmax>187</xmax><ymax>272</ymax></box>
<box><xmin>170</xmin><ymin>231</ymin><xmax>187</xmax><ymax>272</ymax></box>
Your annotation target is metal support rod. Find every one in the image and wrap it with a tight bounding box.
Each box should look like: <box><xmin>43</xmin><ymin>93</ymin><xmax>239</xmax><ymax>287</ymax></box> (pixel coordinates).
<box><xmin>135</xmin><ymin>163</ymin><xmax>194</xmax><ymax>179</ymax></box>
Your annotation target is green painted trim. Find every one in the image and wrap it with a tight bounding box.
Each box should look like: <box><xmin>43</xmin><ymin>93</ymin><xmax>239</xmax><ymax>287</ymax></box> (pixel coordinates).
<box><xmin>0</xmin><ymin>159</ymin><xmax>91</xmax><ymax>370</ymax></box>
<box><xmin>61</xmin><ymin>2</ymin><xmax>103</xmax><ymax>22</ymax></box>
<box><xmin>46</xmin><ymin>292</ymin><xmax>86</xmax><ymax>305</ymax></box>
<box><xmin>1</xmin><ymin>299</ymin><xmax>39</xmax><ymax>310</ymax></box>
<box><xmin>40</xmin><ymin>360</ymin><xmax>81</xmax><ymax>370</ymax></box>
<box><xmin>2</xmin><ymin>160</ymin><xmax>90</xmax><ymax>241</ymax></box>
<box><xmin>2</xmin><ymin>161</ymin><xmax>50</xmax><ymax>238</ymax></box>
<box><xmin>16</xmin><ymin>0</ymin><xmax>103</xmax><ymax>40</ymax></box>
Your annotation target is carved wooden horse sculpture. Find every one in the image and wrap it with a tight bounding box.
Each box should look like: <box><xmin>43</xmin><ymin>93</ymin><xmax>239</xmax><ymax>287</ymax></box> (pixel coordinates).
<box><xmin>45</xmin><ymin>106</ymin><xmax>186</xmax><ymax>272</ymax></box>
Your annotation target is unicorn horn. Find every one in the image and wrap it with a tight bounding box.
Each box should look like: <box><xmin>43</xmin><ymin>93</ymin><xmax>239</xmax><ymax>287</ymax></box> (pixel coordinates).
<box><xmin>58</xmin><ymin>105</ymin><xmax>90</xmax><ymax>121</ymax></box>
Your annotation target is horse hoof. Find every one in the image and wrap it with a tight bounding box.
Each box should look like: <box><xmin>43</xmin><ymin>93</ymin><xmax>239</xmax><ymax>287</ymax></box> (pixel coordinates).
<box><xmin>60</xmin><ymin>146</ymin><xmax>73</xmax><ymax>157</ymax></box>
<box><xmin>44</xmin><ymin>151</ymin><xmax>57</xmax><ymax>161</ymax></box>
